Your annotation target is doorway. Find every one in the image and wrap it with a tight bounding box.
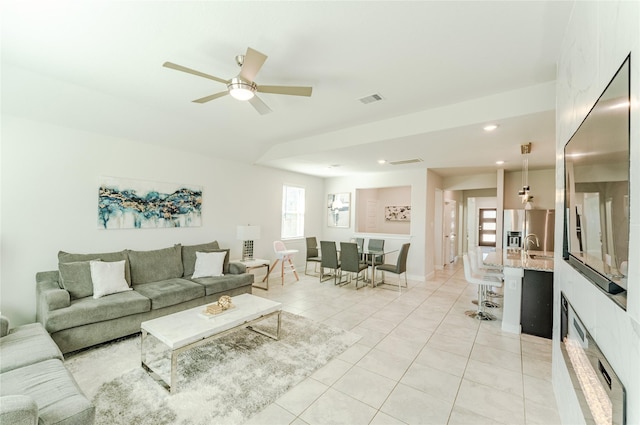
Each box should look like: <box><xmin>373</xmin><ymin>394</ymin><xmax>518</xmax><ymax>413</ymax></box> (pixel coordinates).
<box><xmin>478</xmin><ymin>208</ymin><xmax>497</xmax><ymax>247</ymax></box>
<box><xmin>443</xmin><ymin>200</ymin><xmax>457</xmax><ymax>263</ymax></box>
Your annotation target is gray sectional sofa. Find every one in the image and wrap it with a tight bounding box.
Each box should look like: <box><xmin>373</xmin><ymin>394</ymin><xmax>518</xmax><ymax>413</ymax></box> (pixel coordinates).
<box><xmin>36</xmin><ymin>241</ymin><xmax>254</xmax><ymax>354</ymax></box>
<box><xmin>0</xmin><ymin>316</ymin><xmax>95</xmax><ymax>425</ymax></box>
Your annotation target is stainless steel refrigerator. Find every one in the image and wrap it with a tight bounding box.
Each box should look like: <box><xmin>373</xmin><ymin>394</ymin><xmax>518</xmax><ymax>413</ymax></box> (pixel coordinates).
<box><xmin>503</xmin><ymin>209</ymin><xmax>555</xmax><ymax>252</ymax></box>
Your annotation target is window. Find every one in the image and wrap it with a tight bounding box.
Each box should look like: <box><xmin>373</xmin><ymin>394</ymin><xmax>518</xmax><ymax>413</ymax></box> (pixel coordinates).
<box><xmin>281</xmin><ymin>185</ymin><xmax>305</xmax><ymax>239</ymax></box>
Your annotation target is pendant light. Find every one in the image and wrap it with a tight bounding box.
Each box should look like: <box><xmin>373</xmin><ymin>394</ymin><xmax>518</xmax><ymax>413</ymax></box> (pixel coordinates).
<box><xmin>519</xmin><ymin>143</ymin><xmax>533</xmax><ymax>209</ymax></box>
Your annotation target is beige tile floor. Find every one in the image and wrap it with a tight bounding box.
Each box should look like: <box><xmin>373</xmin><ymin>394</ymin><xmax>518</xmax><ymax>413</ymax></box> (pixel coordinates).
<box><xmin>246</xmin><ymin>263</ymin><xmax>561</xmax><ymax>425</ymax></box>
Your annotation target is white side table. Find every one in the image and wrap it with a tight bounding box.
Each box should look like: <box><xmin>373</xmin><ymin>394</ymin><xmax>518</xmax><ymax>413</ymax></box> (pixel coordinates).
<box><xmin>234</xmin><ymin>258</ymin><xmax>271</xmax><ymax>290</ymax></box>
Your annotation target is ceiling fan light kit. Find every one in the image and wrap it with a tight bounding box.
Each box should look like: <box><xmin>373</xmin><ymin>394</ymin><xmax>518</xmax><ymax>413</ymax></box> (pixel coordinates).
<box><xmin>163</xmin><ymin>47</ymin><xmax>312</xmax><ymax>114</ymax></box>
<box><xmin>228</xmin><ymin>78</ymin><xmax>256</xmax><ymax>101</ymax></box>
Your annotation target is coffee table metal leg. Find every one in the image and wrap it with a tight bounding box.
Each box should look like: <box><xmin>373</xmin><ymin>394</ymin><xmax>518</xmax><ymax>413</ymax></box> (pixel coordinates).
<box><xmin>141</xmin><ymin>330</ymin><xmax>147</xmax><ymax>366</ymax></box>
<box><xmin>246</xmin><ymin>310</ymin><xmax>281</xmax><ymax>340</ymax></box>
<box><xmin>170</xmin><ymin>350</ymin><xmax>178</xmax><ymax>393</ymax></box>
<box><xmin>141</xmin><ymin>330</ymin><xmax>177</xmax><ymax>393</ymax></box>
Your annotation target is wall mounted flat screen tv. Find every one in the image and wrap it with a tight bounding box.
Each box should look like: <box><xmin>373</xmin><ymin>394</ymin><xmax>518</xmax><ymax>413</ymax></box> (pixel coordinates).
<box><xmin>564</xmin><ymin>55</ymin><xmax>630</xmax><ymax>306</ymax></box>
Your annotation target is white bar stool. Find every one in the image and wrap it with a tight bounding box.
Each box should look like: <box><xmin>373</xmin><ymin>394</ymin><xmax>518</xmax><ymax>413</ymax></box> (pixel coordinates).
<box><xmin>463</xmin><ymin>254</ymin><xmax>503</xmax><ymax>321</ymax></box>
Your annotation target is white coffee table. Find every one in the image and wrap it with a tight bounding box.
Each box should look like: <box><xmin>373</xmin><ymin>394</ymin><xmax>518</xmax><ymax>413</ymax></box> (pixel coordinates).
<box><xmin>140</xmin><ymin>293</ymin><xmax>282</xmax><ymax>393</ymax></box>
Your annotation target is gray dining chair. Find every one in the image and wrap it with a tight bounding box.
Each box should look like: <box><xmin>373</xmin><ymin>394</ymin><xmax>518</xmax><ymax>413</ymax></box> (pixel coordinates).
<box><xmin>366</xmin><ymin>238</ymin><xmax>385</xmax><ymax>266</ymax></box>
<box><xmin>374</xmin><ymin>243</ymin><xmax>410</xmax><ymax>290</ymax></box>
<box><xmin>320</xmin><ymin>241</ymin><xmax>344</xmax><ymax>285</ymax></box>
<box><xmin>339</xmin><ymin>242</ymin><xmax>368</xmax><ymax>289</ymax></box>
<box><xmin>305</xmin><ymin>237</ymin><xmax>322</xmax><ymax>276</ymax></box>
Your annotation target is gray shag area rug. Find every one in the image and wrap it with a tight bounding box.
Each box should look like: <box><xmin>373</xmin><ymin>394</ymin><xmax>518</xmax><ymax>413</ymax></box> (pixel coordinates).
<box><xmin>65</xmin><ymin>312</ymin><xmax>360</xmax><ymax>425</ymax></box>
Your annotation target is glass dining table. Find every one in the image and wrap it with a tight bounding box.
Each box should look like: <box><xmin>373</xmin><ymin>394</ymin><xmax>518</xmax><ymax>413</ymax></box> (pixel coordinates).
<box><xmin>358</xmin><ymin>247</ymin><xmax>398</xmax><ymax>287</ymax></box>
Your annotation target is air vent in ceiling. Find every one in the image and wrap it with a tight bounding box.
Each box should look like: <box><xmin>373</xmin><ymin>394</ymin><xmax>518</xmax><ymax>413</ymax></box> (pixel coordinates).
<box><xmin>389</xmin><ymin>158</ymin><xmax>424</xmax><ymax>166</ymax></box>
<box><xmin>359</xmin><ymin>93</ymin><xmax>384</xmax><ymax>104</ymax></box>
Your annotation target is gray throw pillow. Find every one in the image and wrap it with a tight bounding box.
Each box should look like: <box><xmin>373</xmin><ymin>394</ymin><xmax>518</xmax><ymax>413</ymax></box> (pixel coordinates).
<box><xmin>59</xmin><ymin>261</ymin><xmax>94</xmax><ymax>299</ymax></box>
<box><xmin>58</xmin><ymin>250</ymin><xmax>131</xmax><ymax>285</ymax></box>
<box><xmin>127</xmin><ymin>245</ymin><xmax>184</xmax><ymax>285</ymax></box>
<box><xmin>182</xmin><ymin>241</ymin><xmax>220</xmax><ymax>276</ymax></box>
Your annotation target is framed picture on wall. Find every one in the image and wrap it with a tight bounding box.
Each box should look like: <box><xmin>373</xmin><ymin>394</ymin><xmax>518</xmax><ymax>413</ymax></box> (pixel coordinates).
<box><xmin>98</xmin><ymin>176</ymin><xmax>202</xmax><ymax>229</ymax></box>
<box><xmin>385</xmin><ymin>205</ymin><xmax>411</xmax><ymax>221</ymax></box>
<box><xmin>327</xmin><ymin>193</ymin><xmax>351</xmax><ymax>227</ymax></box>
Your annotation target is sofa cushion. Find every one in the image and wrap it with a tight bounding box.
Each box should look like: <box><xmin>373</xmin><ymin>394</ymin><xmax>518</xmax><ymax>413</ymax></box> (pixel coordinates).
<box><xmin>44</xmin><ymin>291</ymin><xmax>151</xmax><ymax>334</ymax></box>
<box><xmin>127</xmin><ymin>245</ymin><xmax>183</xmax><ymax>285</ymax></box>
<box><xmin>0</xmin><ymin>359</ymin><xmax>95</xmax><ymax>425</ymax></box>
<box><xmin>133</xmin><ymin>278</ymin><xmax>205</xmax><ymax>309</ymax></box>
<box><xmin>58</xmin><ymin>261</ymin><xmax>94</xmax><ymax>300</ymax></box>
<box><xmin>182</xmin><ymin>241</ymin><xmax>219</xmax><ymax>276</ymax></box>
<box><xmin>0</xmin><ymin>394</ymin><xmax>38</xmax><ymax>425</ymax></box>
<box><xmin>190</xmin><ymin>273</ymin><xmax>254</xmax><ymax>296</ymax></box>
<box><xmin>0</xmin><ymin>323</ymin><xmax>63</xmax><ymax>373</ymax></box>
<box><xmin>58</xmin><ymin>250</ymin><xmax>131</xmax><ymax>286</ymax></box>
<box><xmin>90</xmin><ymin>260</ymin><xmax>131</xmax><ymax>299</ymax></box>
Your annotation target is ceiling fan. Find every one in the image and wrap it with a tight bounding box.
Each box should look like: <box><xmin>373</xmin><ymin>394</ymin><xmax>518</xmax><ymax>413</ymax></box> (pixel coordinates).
<box><xmin>163</xmin><ymin>47</ymin><xmax>312</xmax><ymax>115</ymax></box>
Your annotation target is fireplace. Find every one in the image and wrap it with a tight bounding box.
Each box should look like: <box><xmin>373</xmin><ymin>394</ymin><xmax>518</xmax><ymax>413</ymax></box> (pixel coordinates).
<box><xmin>560</xmin><ymin>293</ymin><xmax>626</xmax><ymax>424</ymax></box>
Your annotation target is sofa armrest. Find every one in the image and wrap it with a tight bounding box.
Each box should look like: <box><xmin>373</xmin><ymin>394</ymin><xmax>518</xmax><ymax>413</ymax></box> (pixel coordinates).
<box><xmin>228</xmin><ymin>262</ymin><xmax>247</xmax><ymax>274</ymax></box>
<box><xmin>0</xmin><ymin>315</ymin><xmax>9</xmax><ymax>337</ymax></box>
<box><xmin>36</xmin><ymin>278</ymin><xmax>69</xmax><ymax>325</ymax></box>
<box><xmin>0</xmin><ymin>395</ymin><xmax>38</xmax><ymax>425</ymax></box>
<box><xmin>43</xmin><ymin>289</ymin><xmax>70</xmax><ymax>311</ymax></box>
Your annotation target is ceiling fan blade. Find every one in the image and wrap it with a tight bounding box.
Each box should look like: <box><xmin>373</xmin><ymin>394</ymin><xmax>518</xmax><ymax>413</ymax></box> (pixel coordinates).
<box><xmin>239</xmin><ymin>47</ymin><xmax>267</xmax><ymax>82</ymax></box>
<box><xmin>257</xmin><ymin>85</ymin><xmax>313</xmax><ymax>97</ymax></box>
<box><xmin>192</xmin><ymin>91</ymin><xmax>229</xmax><ymax>103</ymax></box>
<box><xmin>249</xmin><ymin>95</ymin><xmax>272</xmax><ymax>115</ymax></box>
<box><xmin>163</xmin><ymin>62</ymin><xmax>229</xmax><ymax>85</ymax></box>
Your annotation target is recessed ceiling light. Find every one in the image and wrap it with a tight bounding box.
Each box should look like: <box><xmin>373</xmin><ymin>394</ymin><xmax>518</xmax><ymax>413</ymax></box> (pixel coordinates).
<box><xmin>484</xmin><ymin>124</ymin><xmax>499</xmax><ymax>131</ymax></box>
<box><xmin>378</xmin><ymin>159</ymin><xmax>387</xmax><ymax>164</ymax></box>
<box><xmin>496</xmin><ymin>160</ymin><xmax>505</xmax><ymax>165</ymax></box>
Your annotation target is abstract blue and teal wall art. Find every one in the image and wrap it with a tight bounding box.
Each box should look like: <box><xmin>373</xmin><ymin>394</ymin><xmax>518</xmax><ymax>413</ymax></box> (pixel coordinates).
<box><xmin>98</xmin><ymin>176</ymin><xmax>202</xmax><ymax>229</ymax></box>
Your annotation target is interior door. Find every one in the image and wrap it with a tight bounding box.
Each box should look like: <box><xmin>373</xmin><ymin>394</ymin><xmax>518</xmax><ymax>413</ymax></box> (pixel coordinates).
<box><xmin>444</xmin><ymin>200</ymin><xmax>457</xmax><ymax>263</ymax></box>
<box><xmin>365</xmin><ymin>200</ymin><xmax>378</xmax><ymax>232</ymax></box>
<box><xmin>478</xmin><ymin>208</ymin><xmax>497</xmax><ymax>247</ymax></box>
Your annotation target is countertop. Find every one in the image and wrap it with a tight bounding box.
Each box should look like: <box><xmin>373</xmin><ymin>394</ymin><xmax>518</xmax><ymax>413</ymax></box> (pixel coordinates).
<box><xmin>484</xmin><ymin>249</ymin><xmax>554</xmax><ymax>272</ymax></box>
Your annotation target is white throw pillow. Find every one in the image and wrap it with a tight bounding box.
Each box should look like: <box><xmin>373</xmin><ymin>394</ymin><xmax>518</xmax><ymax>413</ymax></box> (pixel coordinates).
<box><xmin>192</xmin><ymin>251</ymin><xmax>226</xmax><ymax>278</ymax></box>
<box><xmin>90</xmin><ymin>260</ymin><xmax>131</xmax><ymax>299</ymax></box>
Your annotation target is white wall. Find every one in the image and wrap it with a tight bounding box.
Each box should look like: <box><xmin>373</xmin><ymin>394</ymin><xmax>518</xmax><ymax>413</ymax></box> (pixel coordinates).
<box><xmin>504</xmin><ymin>168</ymin><xmax>555</xmax><ymax>210</ymax></box>
<box><xmin>355</xmin><ymin>186</ymin><xmax>411</xmax><ymax>234</ymax></box>
<box><xmin>553</xmin><ymin>2</ymin><xmax>640</xmax><ymax>424</ymax></box>
<box><xmin>425</xmin><ymin>169</ymin><xmax>442</xmax><ymax>278</ymax></box>
<box><xmin>0</xmin><ymin>115</ymin><xmax>324</xmax><ymax>325</ymax></box>
<box><xmin>442</xmin><ymin>172</ymin><xmax>497</xmax><ymax>191</ymax></box>
<box><xmin>324</xmin><ymin>169</ymin><xmax>427</xmax><ymax>281</ymax></box>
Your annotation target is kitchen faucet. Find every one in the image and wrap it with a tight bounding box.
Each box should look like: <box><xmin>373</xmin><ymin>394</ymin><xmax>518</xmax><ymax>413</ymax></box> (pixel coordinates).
<box><xmin>523</xmin><ymin>233</ymin><xmax>539</xmax><ymax>252</ymax></box>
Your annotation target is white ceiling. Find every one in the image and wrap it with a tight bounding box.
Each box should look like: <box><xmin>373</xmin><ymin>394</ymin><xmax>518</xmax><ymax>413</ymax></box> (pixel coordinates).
<box><xmin>1</xmin><ymin>1</ymin><xmax>574</xmax><ymax>178</ymax></box>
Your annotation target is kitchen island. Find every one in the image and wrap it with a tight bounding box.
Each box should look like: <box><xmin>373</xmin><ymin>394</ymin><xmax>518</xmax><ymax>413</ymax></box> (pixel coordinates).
<box><xmin>484</xmin><ymin>249</ymin><xmax>554</xmax><ymax>338</ymax></box>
